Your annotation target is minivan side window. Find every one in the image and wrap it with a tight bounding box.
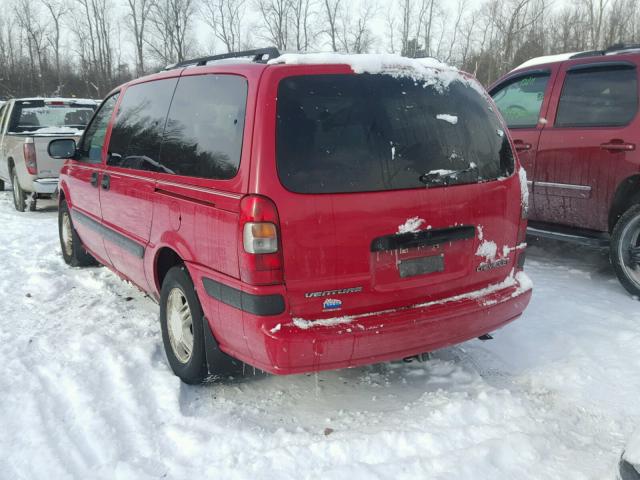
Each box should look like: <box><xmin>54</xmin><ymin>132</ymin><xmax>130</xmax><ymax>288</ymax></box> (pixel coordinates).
<box><xmin>157</xmin><ymin>74</ymin><xmax>247</xmax><ymax>180</ymax></box>
<box><xmin>491</xmin><ymin>73</ymin><xmax>550</xmax><ymax>128</ymax></box>
<box><xmin>555</xmin><ymin>66</ymin><xmax>638</xmax><ymax>127</ymax></box>
<box><xmin>77</xmin><ymin>93</ymin><xmax>119</xmax><ymax>163</ymax></box>
<box><xmin>107</xmin><ymin>78</ymin><xmax>178</xmax><ymax>172</ymax></box>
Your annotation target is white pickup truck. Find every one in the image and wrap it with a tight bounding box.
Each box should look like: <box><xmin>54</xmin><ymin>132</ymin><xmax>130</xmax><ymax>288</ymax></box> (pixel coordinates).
<box><xmin>0</xmin><ymin>98</ymin><xmax>98</xmax><ymax>211</ymax></box>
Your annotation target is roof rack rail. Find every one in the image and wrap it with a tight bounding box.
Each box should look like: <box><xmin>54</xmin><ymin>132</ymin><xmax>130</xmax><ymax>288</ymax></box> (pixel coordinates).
<box><xmin>569</xmin><ymin>43</ymin><xmax>640</xmax><ymax>60</ymax></box>
<box><xmin>165</xmin><ymin>47</ymin><xmax>281</xmax><ymax>70</ymax></box>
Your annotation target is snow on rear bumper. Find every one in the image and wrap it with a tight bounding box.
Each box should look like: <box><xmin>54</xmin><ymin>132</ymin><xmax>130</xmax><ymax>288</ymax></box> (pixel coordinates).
<box><xmin>246</xmin><ymin>272</ymin><xmax>533</xmax><ymax>375</ymax></box>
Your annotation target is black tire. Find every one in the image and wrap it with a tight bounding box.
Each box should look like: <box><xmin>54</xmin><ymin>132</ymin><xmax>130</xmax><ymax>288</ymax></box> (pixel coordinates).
<box><xmin>611</xmin><ymin>204</ymin><xmax>640</xmax><ymax>298</ymax></box>
<box><xmin>27</xmin><ymin>195</ymin><xmax>37</xmax><ymax>212</ymax></box>
<box><xmin>0</xmin><ymin>179</ymin><xmax>5</xmax><ymax>191</ymax></box>
<box><xmin>11</xmin><ymin>168</ymin><xmax>26</xmax><ymax>212</ymax></box>
<box><xmin>58</xmin><ymin>200</ymin><xmax>97</xmax><ymax>267</ymax></box>
<box><xmin>160</xmin><ymin>266</ymin><xmax>209</xmax><ymax>384</ymax></box>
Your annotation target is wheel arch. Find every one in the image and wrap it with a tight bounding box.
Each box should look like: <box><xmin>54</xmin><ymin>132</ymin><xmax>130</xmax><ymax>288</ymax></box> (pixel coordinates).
<box><xmin>58</xmin><ymin>179</ymin><xmax>70</xmax><ymax>206</ymax></box>
<box><xmin>154</xmin><ymin>246</ymin><xmax>185</xmax><ymax>293</ymax></box>
<box><xmin>609</xmin><ymin>174</ymin><xmax>640</xmax><ymax>232</ymax></box>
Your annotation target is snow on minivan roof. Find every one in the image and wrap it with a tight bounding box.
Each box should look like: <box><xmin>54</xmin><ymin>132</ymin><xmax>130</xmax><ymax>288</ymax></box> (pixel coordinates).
<box><xmin>268</xmin><ymin>53</ymin><xmax>486</xmax><ymax>95</ymax></box>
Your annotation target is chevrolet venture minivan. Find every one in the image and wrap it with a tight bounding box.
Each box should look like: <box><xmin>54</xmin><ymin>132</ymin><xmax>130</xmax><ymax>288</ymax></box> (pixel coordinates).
<box><xmin>49</xmin><ymin>49</ymin><xmax>532</xmax><ymax>384</ymax></box>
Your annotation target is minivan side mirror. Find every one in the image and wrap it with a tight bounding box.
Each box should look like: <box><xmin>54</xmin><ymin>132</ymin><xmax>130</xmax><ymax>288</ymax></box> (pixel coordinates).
<box><xmin>48</xmin><ymin>138</ymin><xmax>77</xmax><ymax>159</ymax></box>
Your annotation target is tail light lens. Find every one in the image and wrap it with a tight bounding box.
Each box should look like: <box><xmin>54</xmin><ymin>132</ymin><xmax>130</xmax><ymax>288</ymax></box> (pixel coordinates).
<box><xmin>243</xmin><ymin>222</ymin><xmax>278</xmax><ymax>253</ymax></box>
<box><xmin>23</xmin><ymin>141</ymin><xmax>37</xmax><ymax>175</ymax></box>
<box><xmin>238</xmin><ymin>195</ymin><xmax>283</xmax><ymax>285</ymax></box>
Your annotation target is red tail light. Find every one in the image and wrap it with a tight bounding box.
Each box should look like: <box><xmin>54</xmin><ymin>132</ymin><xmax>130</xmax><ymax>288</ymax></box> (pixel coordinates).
<box><xmin>238</xmin><ymin>195</ymin><xmax>283</xmax><ymax>285</ymax></box>
<box><xmin>23</xmin><ymin>141</ymin><xmax>37</xmax><ymax>175</ymax></box>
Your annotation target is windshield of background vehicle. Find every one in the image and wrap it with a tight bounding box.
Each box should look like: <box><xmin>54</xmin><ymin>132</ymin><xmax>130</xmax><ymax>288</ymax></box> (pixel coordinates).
<box><xmin>276</xmin><ymin>73</ymin><xmax>515</xmax><ymax>194</ymax></box>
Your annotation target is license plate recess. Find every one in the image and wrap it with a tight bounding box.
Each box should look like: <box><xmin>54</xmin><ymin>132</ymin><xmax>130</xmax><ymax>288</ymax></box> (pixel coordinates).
<box><xmin>398</xmin><ymin>254</ymin><xmax>445</xmax><ymax>278</ymax></box>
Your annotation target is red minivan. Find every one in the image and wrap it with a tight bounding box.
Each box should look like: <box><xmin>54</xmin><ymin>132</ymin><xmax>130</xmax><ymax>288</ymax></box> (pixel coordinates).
<box><xmin>49</xmin><ymin>49</ymin><xmax>532</xmax><ymax>384</ymax></box>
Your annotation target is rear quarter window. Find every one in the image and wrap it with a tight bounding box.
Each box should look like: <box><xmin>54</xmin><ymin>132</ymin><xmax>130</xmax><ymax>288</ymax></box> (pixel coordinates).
<box><xmin>157</xmin><ymin>74</ymin><xmax>247</xmax><ymax>180</ymax></box>
<box><xmin>276</xmin><ymin>73</ymin><xmax>514</xmax><ymax>194</ymax></box>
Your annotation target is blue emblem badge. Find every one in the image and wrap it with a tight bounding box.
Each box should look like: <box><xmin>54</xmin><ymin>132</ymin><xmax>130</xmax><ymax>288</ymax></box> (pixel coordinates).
<box><xmin>323</xmin><ymin>298</ymin><xmax>342</xmax><ymax>311</ymax></box>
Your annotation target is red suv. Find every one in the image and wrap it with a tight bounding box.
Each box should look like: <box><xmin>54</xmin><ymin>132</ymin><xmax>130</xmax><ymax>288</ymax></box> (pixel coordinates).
<box><xmin>490</xmin><ymin>45</ymin><xmax>640</xmax><ymax>297</ymax></box>
<box><xmin>48</xmin><ymin>49</ymin><xmax>532</xmax><ymax>384</ymax></box>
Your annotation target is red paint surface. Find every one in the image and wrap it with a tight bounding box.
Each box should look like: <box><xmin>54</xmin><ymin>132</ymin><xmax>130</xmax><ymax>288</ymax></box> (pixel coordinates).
<box><xmin>60</xmin><ymin>62</ymin><xmax>531</xmax><ymax>374</ymax></box>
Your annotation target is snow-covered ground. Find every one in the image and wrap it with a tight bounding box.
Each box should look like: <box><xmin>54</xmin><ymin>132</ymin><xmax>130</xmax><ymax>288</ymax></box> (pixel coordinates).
<box><xmin>1</xmin><ymin>189</ymin><xmax>639</xmax><ymax>480</ymax></box>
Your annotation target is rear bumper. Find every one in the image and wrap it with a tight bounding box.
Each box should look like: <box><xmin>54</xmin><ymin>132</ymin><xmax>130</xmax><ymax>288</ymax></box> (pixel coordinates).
<box><xmin>193</xmin><ymin>265</ymin><xmax>532</xmax><ymax>375</ymax></box>
<box><xmin>32</xmin><ymin>178</ymin><xmax>59</xmax><ymax>194</ymax></box>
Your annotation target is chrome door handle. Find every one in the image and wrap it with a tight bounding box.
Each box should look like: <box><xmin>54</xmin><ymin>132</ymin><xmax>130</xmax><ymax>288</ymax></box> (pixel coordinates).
<box><xmin>513</xmin><ymin>141</ymin><xmax>532</xmax><ymax>151</ymax></box>
<box><xmin>600</xmin><ymin>141</ymin><xmax>635</xmax><ymax>151</ymax></box>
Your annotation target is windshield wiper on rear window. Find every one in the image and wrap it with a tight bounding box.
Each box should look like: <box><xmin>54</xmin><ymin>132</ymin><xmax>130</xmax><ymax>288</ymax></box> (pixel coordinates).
<box><xmin>419</xmin><ymin>164</ymin><xmax>479</xmax><ymax>187</ymax></box>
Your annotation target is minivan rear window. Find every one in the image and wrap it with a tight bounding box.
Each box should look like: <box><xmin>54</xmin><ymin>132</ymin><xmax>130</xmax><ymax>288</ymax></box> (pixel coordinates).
<box><xmin>276</xmin><ymin>74</ymin><xmax>514</xmax><ymax>194</ymax></box>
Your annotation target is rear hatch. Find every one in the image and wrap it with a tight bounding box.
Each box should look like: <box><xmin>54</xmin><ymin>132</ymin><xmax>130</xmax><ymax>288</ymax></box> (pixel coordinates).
<box><xmin>269</xmin><ymin>69</ymin><xmax>521</xmax><ymax>319</ymax></box>
<box><xmin>9</xmin><ymin>99</ymin><xmax>96</xmax><ymax>178</ymax></box>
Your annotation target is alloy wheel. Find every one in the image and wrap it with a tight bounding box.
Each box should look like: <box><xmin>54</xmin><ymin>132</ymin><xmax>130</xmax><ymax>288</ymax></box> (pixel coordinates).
<box><xmin>166</xmin><ymin>287</ymin><xmax>194</xmax><ymax>364</ymax></box>
<box><xmin>61</xmin><ymin>211</ymin><xmax>74</xmax><ymax>257</ymax></box>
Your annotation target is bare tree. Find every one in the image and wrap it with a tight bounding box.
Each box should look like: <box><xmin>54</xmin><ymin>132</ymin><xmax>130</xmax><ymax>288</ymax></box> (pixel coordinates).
<box><xmin>147</xmin><ymin>0</ymin><xmax>196</xmax><ymax>64</ymax></box>
<box><xmin>603</xmin><ymin>0</ymin><xmax>637</xmax><ymax>47</ymax></box>
<box><xmin>444</xmin><ymin>0</ymin><xmax>466</xmax><ymax>63</ymax></box>
<box><xmin>256</xmin><ymin>0</ymin><xmax>290</xmax><ymax>50</ymax></box>
<box><xmin>201</xmin><ymin>0</ymin><xmax>246</xmax><ymax>53</ymax></box>
<box><xmin>41</xmin><ymin>0</ymin><xmax>68</xmax><ymax>92</ymax></box>
<box><xmin>125</xmin><ymin>0</ymin><xmax>155</xmax><ymax>76</ymax></box>
<box><xmin>72</xmin><ymin>0</ymin><xmax>118</xmax><ymax>95</ymax></box>
<box><xmin>323</xmin><ymin>0</ymin><xmax>341</xmax><ymax>52</ymax></box>
<box><xmin>15</xmin><ymin>0</ymin><xmax>48</xmax><ymax>94</ymax></box>
<box><xmin>289</xmin><ymin>0</ymin><xmax>316</xmax><ymax>51</ymax></box>
<box><xmin>337</xmin><ymin>1</ymin><xmax>378</xmax><ymax>53</ymax></box>
<box><xmin>422</xmin><ymin>0</ymin><xmax>438</xmax><ymax>57</ymax></box>
<box><xmin>585</xmin><ymin>0</ymin><xmax>610</xmax><ymax>48</ymax></box>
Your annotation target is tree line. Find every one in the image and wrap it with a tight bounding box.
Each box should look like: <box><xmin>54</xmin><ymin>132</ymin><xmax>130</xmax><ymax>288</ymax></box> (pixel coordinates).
<box><xmin>1</xmin><ymin>0</ymin><xmax>639</xmax><ymax>99</ymax></box>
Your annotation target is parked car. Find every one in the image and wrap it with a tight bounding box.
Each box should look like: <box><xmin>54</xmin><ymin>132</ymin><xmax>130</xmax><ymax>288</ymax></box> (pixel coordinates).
<box><xmin>0</xmin><ymin>97</ymin><xmax>98</xmax><ymax>211</ymax></box>
<box><xmin>49</xmin><ymin>49</ymin><xmax>532</xmax><ymax>384</ymax></box>
<box><xmin>490</xmin><ymin>44</ymin><xmax>640</xmax><ymax>297</ymax></box>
